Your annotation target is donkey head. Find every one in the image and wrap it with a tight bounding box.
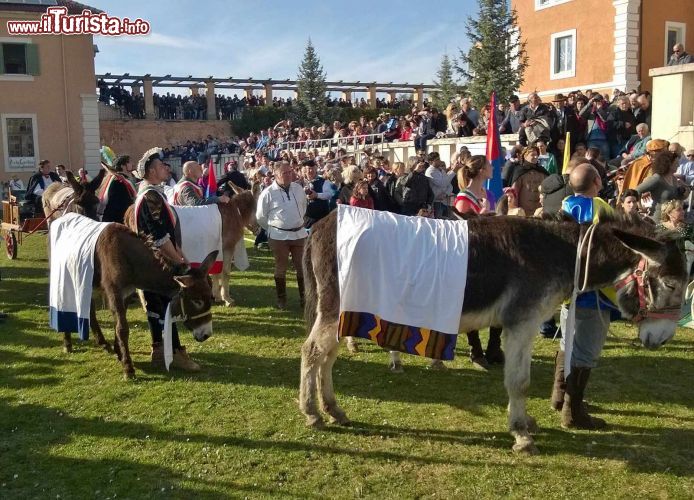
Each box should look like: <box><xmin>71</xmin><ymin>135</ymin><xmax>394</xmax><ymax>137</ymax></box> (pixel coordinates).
<box><xmin>66</xmin><ymin>171</ymin><xmax>100</xmax><ymax>221</ymax></box>
<box><xmin>172</xmin><ymin>250</ymin><xmax>218</xmax><ymax>342</ymax></box>
<box><xmin>232</xmin><ymin>190</ymin><xmax>259</xmax><ymax>233</ymax></box>
<box><xmin>612</xmin><ymin>229</ymin><xmax>688</xmax><ymax>349</ymax></box>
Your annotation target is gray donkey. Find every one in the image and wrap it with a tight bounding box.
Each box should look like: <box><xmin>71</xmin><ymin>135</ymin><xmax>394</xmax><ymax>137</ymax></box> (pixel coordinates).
<box><xmin>299</xmin><ymin>212</ymin><xmax>687</xmax><ymax>454</ymax></box>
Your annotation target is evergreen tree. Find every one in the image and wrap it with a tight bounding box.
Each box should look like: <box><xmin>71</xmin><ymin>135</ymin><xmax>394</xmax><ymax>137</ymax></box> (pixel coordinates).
<box><xmin>430</xmin><ymin>54</ymin><xmax>461</xmax><ymax>110</ymax></box>
<box><xmin>457</xmin><ymin>0</ymin><xmax>528</xmax><ymax>109</ymax></box>
<box><xmin>296</xmin><ymin>38</ymin><xmax>327</xmax><ymax>123</ymax></box>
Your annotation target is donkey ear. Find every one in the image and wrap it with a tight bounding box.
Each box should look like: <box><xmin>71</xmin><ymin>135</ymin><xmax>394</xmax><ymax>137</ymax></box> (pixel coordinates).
<box><xmin>612</xmin><ymin>229</ymin><xmax>666</xmax><ymax>264</ymax></box>
<box><xmin>66</xmin><ymin>171</ymin><xmax>83</xmax><ymax>193</ymax></box>
<box><xmin>199</xmin><ymin>250</ymin><xmax>219</xmax><ymax>275</ymax></box>
<box><xmin>174</xmin><ymin>275</ymin><xmax>195</xmax><ymax>289</ymax></box>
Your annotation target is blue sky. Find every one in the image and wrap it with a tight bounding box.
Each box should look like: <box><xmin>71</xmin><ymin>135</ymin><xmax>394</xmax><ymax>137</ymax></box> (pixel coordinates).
<box><xmin>94</xmin><ymin>0</ymin><xmax>476</xmax><ymax>94</ymax></box>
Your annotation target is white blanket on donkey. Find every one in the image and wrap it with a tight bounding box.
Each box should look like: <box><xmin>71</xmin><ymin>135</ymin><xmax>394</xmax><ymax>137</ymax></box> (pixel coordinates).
<box><xmin>49</xmin><ymin>213</ymin><xmax>111</xmax><ymax>340</ymax></box>
<box><xmin>174</xmin><ymin>205</ymin><xmax>249</xmax><ymax>273</ymax></box>
<box><xmin>336</xmin><ymin>205</ymin><xmax>469</xmax><ymax>335</ymax></box>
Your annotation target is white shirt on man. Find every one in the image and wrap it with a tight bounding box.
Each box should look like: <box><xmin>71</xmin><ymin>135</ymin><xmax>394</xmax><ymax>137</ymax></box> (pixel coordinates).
<box><xmin>33</xmin><ymin>175</ymin><xmax>54</xmax><ymax>196</ymax></box>
<box><xmin>256</xmin><ymin>181</ymin><xmax>308</xmax><ymax>241</ymax></box>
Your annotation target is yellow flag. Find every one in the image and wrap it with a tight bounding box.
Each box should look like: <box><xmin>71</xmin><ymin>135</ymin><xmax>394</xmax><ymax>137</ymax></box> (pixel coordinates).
<box><xmin>562</xmin><ymin>131</ymin><xmax>571</xmax><ymax>174</ymax></box>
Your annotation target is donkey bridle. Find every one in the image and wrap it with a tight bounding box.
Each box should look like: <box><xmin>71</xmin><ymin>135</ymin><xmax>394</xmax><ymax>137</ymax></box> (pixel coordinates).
<box><xmin>614</xmin><ymin>258</ymin><xmax>681</xmax><ymax>323</ymax></box>
<box><xmin>171</xmin><ymin>291</ymin><xmax>211</xmax><ymax>323</ymax></box>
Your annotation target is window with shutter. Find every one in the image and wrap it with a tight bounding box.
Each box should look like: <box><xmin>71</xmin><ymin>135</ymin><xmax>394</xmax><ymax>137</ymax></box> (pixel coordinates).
<box><xmin>2</xmin><ymin>43</ymin><xmax>27</xmax><ymax>74</ymax></box>
<box><xmin>25</xmin><ymin>43</ymin><xmax>39</xmax><ymax>76</ymax></box>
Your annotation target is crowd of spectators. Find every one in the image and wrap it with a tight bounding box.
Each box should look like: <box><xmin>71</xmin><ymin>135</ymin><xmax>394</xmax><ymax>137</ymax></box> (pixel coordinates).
<box><xmin>97</xmin><ymin>79</ymin><xmax>412</xmax><ymax>121</ymax></box>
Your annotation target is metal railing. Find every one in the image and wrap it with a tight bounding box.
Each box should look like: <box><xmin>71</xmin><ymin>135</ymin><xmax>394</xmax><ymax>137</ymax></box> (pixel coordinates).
<box><xmin>282</xmin><ymin>133</ymin><xmax>386</xmax><ymax>154</ymax></box>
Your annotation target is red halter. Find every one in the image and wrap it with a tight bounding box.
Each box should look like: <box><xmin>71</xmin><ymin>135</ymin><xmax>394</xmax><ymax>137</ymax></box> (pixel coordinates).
<box><xmin>614</xmin><ymin>258</ymin><xmax>681</xmax><ymax>323</ymax></box>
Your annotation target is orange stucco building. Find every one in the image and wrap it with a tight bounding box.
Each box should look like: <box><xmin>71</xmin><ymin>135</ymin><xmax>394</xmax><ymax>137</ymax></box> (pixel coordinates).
<box><xmin>0</xmin><ymin>0</ymin><xmax>100</xmax><ymax>183</ymax></box>
<box><xmin>513</xmin><ymin>0</ymin><xmax>694</xmax><ymax>96</ymax></box>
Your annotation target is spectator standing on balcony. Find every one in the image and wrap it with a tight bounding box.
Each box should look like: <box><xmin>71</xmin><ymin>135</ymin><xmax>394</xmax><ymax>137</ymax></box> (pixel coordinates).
<box><xmin>425</xmin><ymin>153</ymin><xmax>455</xmax><ymax>217</ymax></box>
<box><xmin>401</xmin><ymin>160</ymin><xmax>434</xmax><ymax>216</ymax></box>
<box><xmin>668</xmin><ymin>43</ymin><xmax>693</xmax><ymax>65</ymax></box>
<box><xmin>431</xmin><ymin>108</ymin><xmax>448</xmax><ymax>136</ymax></box>
<box><xmin>414</xmin><ymin>109</ymin><xmax>436</xmax><ymax>152</ymax></box>
<box><xmin>460</xmin><ymin>98</ymin><xmax>479</xmax><ymax>127</ymax></box>
<box><xmin>579</xmin><ymin>94</ymin><xmax>612</xmax><ymax>162</ymax></box>
<box><xmin>519</xmin><ymin>92</ymin><xmax>554</xmax><ymax>147</ymax></box>
<box><xmin>609</xmin><ymin>96</ymin><xmax>636</xmax><ymax>159</ymax></box>
<box><xmin>499</xmin><ymin>95</ymin><xmax>523</xmax><ymax>134</ymax></box>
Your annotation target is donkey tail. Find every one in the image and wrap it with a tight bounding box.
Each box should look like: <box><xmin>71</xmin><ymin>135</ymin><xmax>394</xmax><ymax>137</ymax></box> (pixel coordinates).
<box><xmin>303</xmin><ymin>233</ymin><xmax>318</xmax><ymax>333</ymax></box>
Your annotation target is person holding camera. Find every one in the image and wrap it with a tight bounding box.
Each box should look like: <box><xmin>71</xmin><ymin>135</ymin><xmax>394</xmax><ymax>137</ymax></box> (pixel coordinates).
<box><xmin>301</xmin><ymin>159</ymin><xmax>332</xmax><ymax>228</ymax></box>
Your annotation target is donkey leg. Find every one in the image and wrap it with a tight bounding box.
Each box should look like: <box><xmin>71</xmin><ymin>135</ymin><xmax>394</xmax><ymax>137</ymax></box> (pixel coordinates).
<box><xmin>62</xmin><ymin>332</ymin><xmax>73</xmax><ymax>353</ymax></box>
<box><xmin>316</xmin><ymin>324</ymin><xmax>350</xmax><ymax>425</ymax></box>
<box><xmin>90</xmin><ymin>300</ymin><xmax>112</xmax><ymax>353</ymax></box>
<box><xmin>218</xmin><ymin>271</ymin><xmax>235</xmax><ymax>308</ymax></box>
<box><xmin>503</xmin><ymin>323</ymin><xmax>539</xmax><ymax>454</ymax></box>
<box><xmin>300</xmin><ymin>314</ymin><xmax>334</xmax><ymax>428</ymax></box>
<box><xmin>109</xmin><ymin>294</ymin><xmax>134</xmax><ymax>379</ymax></box>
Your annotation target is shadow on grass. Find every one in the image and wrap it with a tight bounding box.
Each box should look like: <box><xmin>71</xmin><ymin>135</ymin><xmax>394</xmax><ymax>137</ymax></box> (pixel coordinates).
<box><xmin>1</xmin><ymin>396</ymin><xmax>691</xmax><ymax>492</ymax></box>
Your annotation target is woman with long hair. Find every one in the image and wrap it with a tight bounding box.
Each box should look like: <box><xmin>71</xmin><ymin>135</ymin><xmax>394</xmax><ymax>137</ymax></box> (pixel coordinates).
<box><xmin>454</xmin><ymin>155</ymin><xmax>495</xmax><ymax>214</ymax></box>
<box><xmin>453</xmin><ymin>155</ymin><xmax>504</xmax><ymax>369</ymax></box>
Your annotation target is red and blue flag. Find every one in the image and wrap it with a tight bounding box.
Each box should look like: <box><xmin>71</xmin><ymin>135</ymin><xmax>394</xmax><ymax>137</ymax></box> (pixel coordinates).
<box><xmin>485</xmin><ymin>91</ymin><xmax>504</xmax><ymax>199</ymax></box>
<box><xmin>205</xmin><ymin>157</ymin><xmax>217</xmax><ymax>198</ymax></box>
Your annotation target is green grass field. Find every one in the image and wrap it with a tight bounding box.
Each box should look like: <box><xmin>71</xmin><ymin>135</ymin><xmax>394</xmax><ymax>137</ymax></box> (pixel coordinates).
<box><xmin>1</xmin><ymin>235</ymin><xmax>693</xmax><ymax>499</ymax></box>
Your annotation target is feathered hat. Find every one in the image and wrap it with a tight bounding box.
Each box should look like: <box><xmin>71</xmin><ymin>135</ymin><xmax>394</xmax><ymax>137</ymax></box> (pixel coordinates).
<box><xmin>100</xmin><ymin>145</ymin><xmax>117</xmax><ymax>171</ymax></box>
<box><xmin>136</xmin><ymin>147</ymin><xmax>163</xmax><ymax>179</ymax></box>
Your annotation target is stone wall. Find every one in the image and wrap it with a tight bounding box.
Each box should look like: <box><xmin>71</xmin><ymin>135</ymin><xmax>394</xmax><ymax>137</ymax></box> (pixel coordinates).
<box><xmin>650</xmin><ymin>63</ymin><xmax>694</xmax><ymax>151</ymax></box>
<box><xmin>98</xmin><ymin>119</ymin><xmax>233</xmax><ymax>162</ymax></box>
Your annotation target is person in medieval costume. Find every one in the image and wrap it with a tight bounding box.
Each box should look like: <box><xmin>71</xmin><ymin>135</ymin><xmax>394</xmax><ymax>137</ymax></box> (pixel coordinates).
<box><xmin>552</xmin><ymin>162</ymin><xmax>618</xmax><ymax>430</ymax></box>
<box><xmin>134</xmin><ymin>147</ymin><xmax>200</xmax><ymax>372</ymax></box>
<box><xmin>171</xmin><ymin>161</ymin><xmax>229</xmax><ymax>206</ymax></box>
<box><xmin>97</xmin><ymin>147</ymin><xmax>138</xmax><ymax>224</ymax></box>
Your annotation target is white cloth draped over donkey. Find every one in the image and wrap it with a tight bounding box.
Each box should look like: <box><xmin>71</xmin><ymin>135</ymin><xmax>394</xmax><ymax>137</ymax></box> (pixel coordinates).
<box><xmin>336</xmin><ymin>205</ymin><xmax>469</xmax><ymax>359</ymax></box>
<box><xmin>175</xmin><ymin>205</ymin><xmax>249</xmax><ymax>274</ymax></box>
<box><xmin>49</xmin><ymin>213</ymin><xmax>111</xmax><ymax>340</ymax></box>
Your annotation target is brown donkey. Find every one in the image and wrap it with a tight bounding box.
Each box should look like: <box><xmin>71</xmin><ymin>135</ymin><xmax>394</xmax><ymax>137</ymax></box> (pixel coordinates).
<box><xmin>211</xmin><ymin>190</ymin><xmax>257</xmax><ymax>306</ymax></box>
<box><xmin>62</xmin><ymin>222</ymin><xmax>218</xmax><ymax>379</ymax></box>
<box><xmin>42</xmin><ymin>171</ymin><xmax>102</xmax><ymax>224</ymax></box>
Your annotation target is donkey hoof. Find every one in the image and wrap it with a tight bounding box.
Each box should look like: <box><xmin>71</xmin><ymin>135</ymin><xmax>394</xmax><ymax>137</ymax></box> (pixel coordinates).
<box><xmin>326</xmin><ymin>410</ymin><xmax>351</xmax><ymax>426</ymax></box>
<box><xmin>223</xmin><ymin>300</ymin><xmax>235</xmax><ymax>308</ymax></box>
<box><xmin>389</xmin><ymin>362</ymin><xmax>404</xmax><ymax>373</ymax></box>
<box><xmin>526</xmin><ymin>416</ymin><xmax>539</xmax><ymax>434</ymax></box>
<box><xmin>123</xmin><ymin>370</ymin><xmax>136</xmax><ymax>381</ymax></box>
<box><xmin>100</xmin><ymin>342</ymin><xmax>113</xmax><ymax>354</ymax></box>
<box><xmin>305</xmin><ymin>414</ymin><xmax>325</xmax><ymax>429</ymax></box>
<box><xmin>428</xmin><ymin>360</ymin><xmax>447</xmax><ymax>370</ymax></box>
<box><xmin>62</xmin><ymin>345</ymin><xmax>73</xmax><ymax>354</ymax></box>
<box><xmin>512</xmin><ymin>441</ymin><xmax>539</xmax><ymax>455</ymax></box>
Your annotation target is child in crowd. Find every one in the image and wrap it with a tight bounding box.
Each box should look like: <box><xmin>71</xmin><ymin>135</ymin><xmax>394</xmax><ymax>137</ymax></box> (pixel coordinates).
<box><xmin>349</xmin><ymin>180</ymin><xmax>374</xmax><ymax>209</ymax></box>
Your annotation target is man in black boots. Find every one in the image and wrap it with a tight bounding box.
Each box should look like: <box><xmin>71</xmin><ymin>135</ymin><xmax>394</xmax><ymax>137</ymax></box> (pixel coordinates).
<box><xmin>255</xmin><ymin>161</ymin><xmax>308</xmax><ymax>309</ymax></box>
<box><xmin>551</xmin><ymin>163</ymin><xmax>617</xmax><ymax>429</ymax></box>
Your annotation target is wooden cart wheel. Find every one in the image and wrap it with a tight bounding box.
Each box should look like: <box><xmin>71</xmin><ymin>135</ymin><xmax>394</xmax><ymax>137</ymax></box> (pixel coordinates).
<box><xmin>5</xmin><ymin>231</ymin><xmax>17</xmax><ymax>260</ymax></box>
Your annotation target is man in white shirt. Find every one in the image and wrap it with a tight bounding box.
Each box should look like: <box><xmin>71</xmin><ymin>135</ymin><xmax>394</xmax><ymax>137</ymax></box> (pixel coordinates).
<box><xmin>256</xmin><ymin>160</ymin><xmax>308</xmax><ymax>309</ymax></box>
<box><xmin>26</xmin><ymin>160</ymin><xmax>61</xmax><ymax>214</ymax></box>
